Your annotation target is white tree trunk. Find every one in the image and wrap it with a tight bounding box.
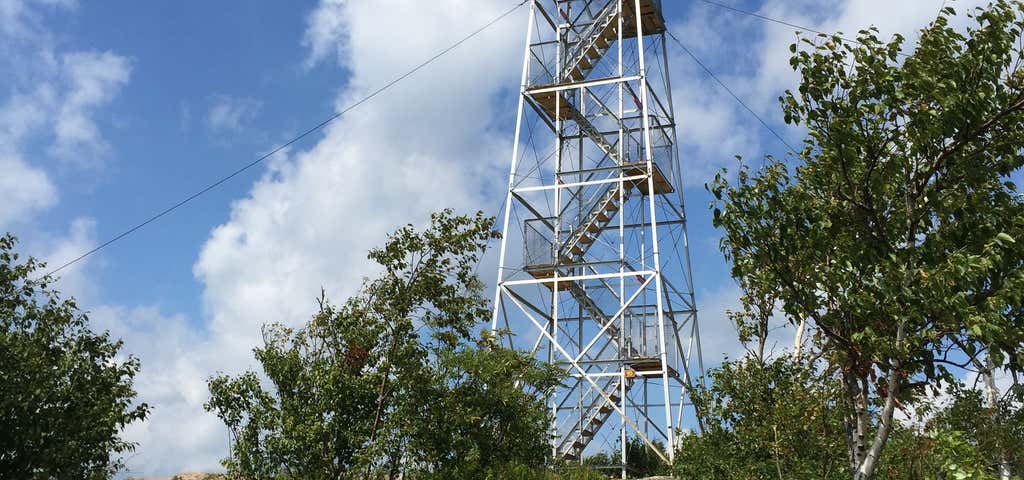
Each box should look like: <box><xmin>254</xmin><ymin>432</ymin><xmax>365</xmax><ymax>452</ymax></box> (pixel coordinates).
<box><xmin>852</xmin><ymin>321</ymin><xmax>905</xmax><ymax>480</ymax></box>
<box><xmin>792</xmin><ymin>315</ymin><xmax>806</xmax><ymax>360</ymax></box>
<box><xmin>984</xmin><ymin>354</ymin><xmax>1011</xmax><ymax>480</ymax></box>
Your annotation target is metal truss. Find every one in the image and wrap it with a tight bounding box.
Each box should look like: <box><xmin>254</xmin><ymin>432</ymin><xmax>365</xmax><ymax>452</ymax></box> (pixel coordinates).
<box><xmin>491</xmin><ymin>0</ymin><xmax>704</xmax><ymax>476</ymax></box>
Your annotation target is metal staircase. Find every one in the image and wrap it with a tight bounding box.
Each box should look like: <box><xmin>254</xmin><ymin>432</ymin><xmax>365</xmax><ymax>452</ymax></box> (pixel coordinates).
<box><xmin>552</xmin><ymin>181</ymin><xmax>643</xmax><ymax>462</ymax></box>
<box><xmin>560</xmin><ymin>0</ymin><xmax>667</xmax><ymax>84</ymax></box>
<box><xmin>561</xmin><ymin>0</ymin><xmax>619</xmax><ymax>82</ymax></box>
<box><xmin>560</xmin><ymin>182</ymin><xmax>632</xmax><ymax>264</ymax></box>
<box><xmin>562</xmin><ymin>280</ymin><xmax>638</xmax><ymax>358</ymax></box>
<box><xmin>559</xmin><ymin>375</ymin><xmax>636</xmax><ymax>460</ymax></box>
<box><xmin>531</xmin><ymin>2</ymin><xmax>647</xmax><ymax>461</ymax></box>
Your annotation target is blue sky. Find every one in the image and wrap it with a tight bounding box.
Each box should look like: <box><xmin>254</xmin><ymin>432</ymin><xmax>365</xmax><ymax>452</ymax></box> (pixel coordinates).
<box><xmin>0</xmin><ymin>0</ymin><xmax>1000</xmax><ymax>476</ymax></box>
<box><xmin>8</xmin><ymin>1</ymin><xmax>343</xmax><ymax>319</ymax></box>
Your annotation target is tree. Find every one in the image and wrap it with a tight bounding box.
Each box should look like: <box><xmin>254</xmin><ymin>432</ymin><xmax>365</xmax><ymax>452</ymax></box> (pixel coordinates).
<box><xmin>581</xmin><ymin>437</ymin><xmax>670</xmax><ymax>478</ymax></box>
<box><xmin>674</xmin><ymin>357</ymin><xmax>848</xmax><ymax>479</ymax></box>
<box><xmin>710</xmin><ymin>3</ymin><xmax>1024</xmax><ymax>478</ymax></box>
<box><xmin>930</xmin><ymin>381</ymin><xmax>1024</xmax><ymax>478</ymax></box>
<box><xmin>879</xmin><ymin>425</ymin><xmax>1005</xmax><ymax>480</ymax></box>
<box><xmin>0</xmin><ymin>234</ymin><xmax>149</xmax><ymax>479</ymax></box>
<box><xmin>205</xmin><ymin>210</ymin><xmax>562</xmax><ymax>479</ymax></box>
<box><xmin>669</xmin><ymin>356</ymin><xmax>1018</xmax><ymax>480</ymax></box>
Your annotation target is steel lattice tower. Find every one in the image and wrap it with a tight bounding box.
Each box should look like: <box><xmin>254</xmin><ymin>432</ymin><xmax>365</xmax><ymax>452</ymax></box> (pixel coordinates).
<box><xmin>491</xmin><ymin>0</ymin><xmax>704</xmax><ymax>475</ymax></box>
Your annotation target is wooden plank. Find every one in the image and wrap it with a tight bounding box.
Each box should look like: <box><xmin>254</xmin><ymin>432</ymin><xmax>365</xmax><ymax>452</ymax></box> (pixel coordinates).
<box><xmin>624</xmin><ymin>162</ymin><xmax>675</xmax><ymax>195</ymax></box>
<box><xmin>528</xmin><ymin>90</ymin><xmax>575</xmax><ymax>121</ymax></box>
<box><xmin>627</xmin><ymin>357</ymin><xmax>679</xmax><ymax>378</ymax></box>
<box><xmin>524</xmin><ymin>266</ymin><xmax>583</xmax><ymax>291</ymax></box>
<box><xmin>622</xmin><ymin>0</ymin><xmax>666</xmax><ymax>37</ymax></box>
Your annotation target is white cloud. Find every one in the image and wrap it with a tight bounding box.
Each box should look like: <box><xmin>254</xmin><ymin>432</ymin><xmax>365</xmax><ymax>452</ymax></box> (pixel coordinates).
<box><xmin>28</xmin><ymin>226</ymin><xmax>238</xmax><ymax>477</ymax></box>
<box><xmin>0</xmin><ymin>150</ymin><xmax>57</xmax><ymax>230</ymax></box>
<box><xmin>95</xmin><ymin>1</ymin><xmax>526</xmax><ymax>475</ymax></box>
<box><xmin>695</xmin><ymin>283</ymin><xmax>800</xmax><ymax>366</ymax></box>
<box><xmin>205</xmin><ymin>94</ymin><xmax>262</xmax><ymax>134</ymax></box>
<box><xmin>0</xmin><ymin>83</ymin><xmax>57</xmax><ymax>231</ymax></box>
<box><xmin>194</xmin><ymin>0</ymin><xmax>522</xmax><ymax>342</ymax></box>
<box><xmin>37</xmin><ymin>216</ymin><xmax>97</xmax><ymax>300</ymax></box>
<box><xmin>0</xmin><ymin>2</ymin><xmax>131</xmax><ymax>230</ymax></box>
<box><xmin>51</xmin><ymin>50</ymin><xmax>132</xmax><ymax>165</ymax></box>
<box><xmin>90</xmin><ymin>305</ymin><xmax>227</xmax><ymax>478</ymax></box>
<box><xmin>0</xmin><ymin>86</ymin><xmax>54</xmax><ymax>141</ymax></box>
<box><xmin>302</xmin><ymin>0</ymin><xmax>348</xmax><ymax>69</ymax></box>
<box><xmin>672</xmin><ymin>81</ymin><xmax>763</xmax><ymax>188</ymax></box>
<box><xmin>0</xmin><ymin>0</ymin><xmax>74</xmax><ymax>46</ymax></box>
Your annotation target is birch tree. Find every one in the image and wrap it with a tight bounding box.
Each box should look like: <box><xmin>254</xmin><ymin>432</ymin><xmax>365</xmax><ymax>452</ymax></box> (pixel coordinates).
<box><xmin>710</xmin><ymin>3</ymin><xmax>1024</xmax><ymax>478</ymax></box>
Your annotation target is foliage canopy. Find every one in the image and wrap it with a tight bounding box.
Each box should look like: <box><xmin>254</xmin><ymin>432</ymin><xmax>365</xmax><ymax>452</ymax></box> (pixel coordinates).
<box><xmin>0</xmin><ymin>234</ymin><xmax>148</xmax><ymax>479</ymax></box>
<box><xmin>710</xmin><ymin>2</ymin><xmax>1024</xmax><ymax>478</ymax></box>
<box><xmin>205</xmin><ymin>210</ymin><xmax>562</xmax><ymax>479</ymax></box>
<box><xmin>674</xmin><ymin>357</ymin><xmax>848</xmax><ymax>479</ymax></box>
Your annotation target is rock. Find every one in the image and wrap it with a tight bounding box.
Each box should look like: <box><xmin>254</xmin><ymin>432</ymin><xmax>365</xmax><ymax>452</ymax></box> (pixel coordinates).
<box><xmin>128</xmin><ymin>473</ymin><xmax>224</xmax><ymax>480</ymax></box>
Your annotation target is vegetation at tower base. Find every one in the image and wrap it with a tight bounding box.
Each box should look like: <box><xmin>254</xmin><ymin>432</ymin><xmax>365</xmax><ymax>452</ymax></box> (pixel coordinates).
<box><xmin>577</xmin><ymin>437</ymin><xmax>671</xmax><ymax>478</ymax></box>
<box><xmin>669</xmin><ymin>300</ymin><xmax>1024</xmax><ymax>479</ymax></box>
<box><xmin>670</xmin><ymin>354</ymin><xmax>1024</xmax><ymax>479</ymax></box>
<box><xmin>204</xmin><ymin>210</ymin><xmax>565</xmax><ymax>479</ymax></box>
<box><xmin>709</xmin><ymin>2</ymin><xmax>1024</xmax><ymax>479</ymax></box>
<box><xmin>0</xmin><ymin>233</ymin><xmax>149</xmax><ymax>479</ymax></box>
<box><xmin>620</xmin><ymin>437</ymin><xmax>671</xmax><ymax>478</ymax></box>
<box><xmin>673</xmin><ymin>357</ymin><xmax>849</xmax><ymax>479</ymax></box>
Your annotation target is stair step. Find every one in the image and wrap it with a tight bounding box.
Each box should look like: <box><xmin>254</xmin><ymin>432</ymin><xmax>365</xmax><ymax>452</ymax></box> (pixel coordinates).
<box><xmin>561</xmin><ymin>2</ymin><xmax>617</xmax><ymax>83</ymax></box>
<box><xmin>556</xmin><ymin>353</ymin><xmax>648</xmax><ymax>460</ymax></box>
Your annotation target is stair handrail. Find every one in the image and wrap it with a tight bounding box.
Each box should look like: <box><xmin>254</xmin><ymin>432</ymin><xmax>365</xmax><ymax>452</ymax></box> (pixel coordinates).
<box><xmin>560</xmin><ymin>376</ymin><xmax>637</xmax><ymax>457</ymax></box>
<box><xmin>557</xmin><ymin>373</ymin><xmax>624</xmax><ymax>453</ymax></box>
<box><xmin>560</xmin><ymin>0</ymin><xmax>618</xmax><ymax>82</ymax></box>
<box><xmin>565</xmin><ymin>176</ymin><xmax>616</xmax><ymax>233</ymax></box>
<box><xmin>563</xmin><ymin>282</ymin><xmax>641</xmax><ymax>359</ymax></box>
<box><xmin>559</xmin><ymin>126</ymin><xmax>634</xmax><ymax>234</ymax></box>
<box><xmin>558</xmin><ymin>176</ymin><xmax>630</xmax><ymax>263</ymax></box>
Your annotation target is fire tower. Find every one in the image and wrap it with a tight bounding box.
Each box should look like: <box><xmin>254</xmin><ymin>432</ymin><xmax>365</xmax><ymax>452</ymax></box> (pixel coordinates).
<box><xmin>491</xmin><ymin>0</ymin><xmax>704</xmax><ymax>474</ymax></box>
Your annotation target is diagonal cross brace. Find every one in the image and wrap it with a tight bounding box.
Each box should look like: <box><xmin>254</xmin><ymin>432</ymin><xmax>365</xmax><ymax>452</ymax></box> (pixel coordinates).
<box><xmin>502</xmin><ymin>286</ymin><xmax>671</xmax><ymax>464</ymax></box>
